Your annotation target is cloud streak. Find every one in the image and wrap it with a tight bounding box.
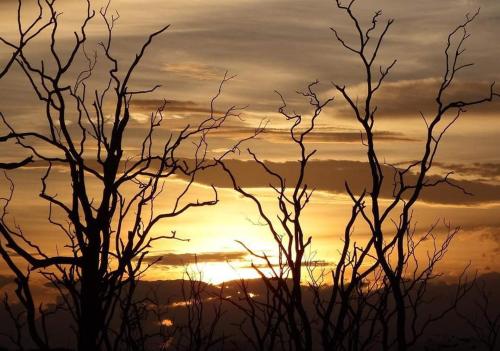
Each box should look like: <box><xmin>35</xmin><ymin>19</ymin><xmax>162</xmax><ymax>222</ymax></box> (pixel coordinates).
<box><xmin>209</xmin><ymin>127</ymin><xmax>418</xmax><ymax>143</ymax></box>
<box><xmin>332</xmin><ymin>78</ymin><xmax>500</xmax><ymax>119</ymax></box>
<box><xmin>162</xmin><ymin>63</ymin><xmax>225</xmax><ymax>81</ymax></box>
<box><xmin>130</xmin><ymin>99</ymin><xmax>224</xmax><ymax>115</ymax></box>
<box><xmin>143</xmin><ymin>251</ymin><xmax>248</xmax><ymax>266</ymax></box>
<box><xmin>189</xmin><ymin>159</ymin><xmax>500</xmax><ymax>205</ymax></box>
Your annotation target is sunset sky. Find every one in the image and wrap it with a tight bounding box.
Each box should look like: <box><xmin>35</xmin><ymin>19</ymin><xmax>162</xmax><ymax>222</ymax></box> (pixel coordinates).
<box><xmin>0</xmin><ymin>0</ymin><xmax>499</xmax><ymax>284</ymax></box>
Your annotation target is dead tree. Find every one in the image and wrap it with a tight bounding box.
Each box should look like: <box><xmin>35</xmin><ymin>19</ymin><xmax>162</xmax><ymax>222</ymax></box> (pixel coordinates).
<box><xmin>219</xmin><ymin>2</ymin><xmax>495</xmax><ymax>351</ymax></box>
<box><xmin>0</xmin><ymin>0</ymin><xmax>52</xmax><ymax>171</ymax></box>
<box><xmin>171</xmin><ymin>265</ymin><xmax>227</xmax><ymax>351</ymax></box>
<box><xmin>328</xmin><ymin>1</ymin><xmax>497</xmax><ymax>350</ymax></box>
<box><xmin>219</xmin><ymin>81</ymin><xmax>333</xmax><ymax>351</ymax></box>
<box><xmin>223</xmin><ymin>277</ymin><xmax>288</xmax><ymax>351</ymax></box>
<box><xmin>0</xmin><ymin>1</ymin><xmax>240</xmax><ymax>350</ymax></box>
<box><xmin>110</xmin><ymin>264</ymin><xmax>227</xmax><ymax>351</ymax></box>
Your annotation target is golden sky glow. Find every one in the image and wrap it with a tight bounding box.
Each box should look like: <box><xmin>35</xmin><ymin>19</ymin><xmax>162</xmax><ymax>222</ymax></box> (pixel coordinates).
<box><xmin>0</xmin><ymin>0</ymin><xmax>499</xmax><ymax>284</ymax></box>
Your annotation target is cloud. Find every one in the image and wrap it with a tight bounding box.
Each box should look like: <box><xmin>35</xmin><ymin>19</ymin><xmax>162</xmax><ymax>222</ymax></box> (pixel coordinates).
<box><xmin>15</xmin><ymin>157</ymin><xmax>500</xmax><ymax>206</ymax></box>
<box><xmin>269</xmin><ymin>128</ymin><xmax>418</xmax><ymax>143</ymax></box>
<box><xmin>243</xmin><ymin>260</ymin><xmax>332</xmax><ymax>269</ymax></box>
<box><xmin>435</xmin><ymin>162</ymin><xmax>500</xmax><ymax>181</ymax></box>
<box><xmin>162</xmin><ymin>63</ymin><xmax>225</xmax><ymax>81</ymax></box>
<box><xmin>143</xmin><ymin>251</ymin><xmax>248</xmax><ymax>266</ymax></box>
<box><xmin>1</xmin><ymin>0</ymin><xmax>498</xmax><ymax>169</ymax></box>
<box><xmin>130</xmin><ymin>99</ymin><xmax>223</xmax><ymax>115</ymax></box>
<box><xmin>205</xmin><ymin>126</ymin><xmax>418</xmax><ymax>143</ymax></box>
<box><xmin>332</xmin><ymin>78</ymin><xmax>500</xmax><ymax>119</ymax></box>
<box><xmin>188</xmin><ymin>159</ymin><xmax>500</xmax><ymax>205</ymax></box>
<box><xmin>128</xmin><ymin>99</ymin><xmax>231</xmax><ymax>127</ymax></box>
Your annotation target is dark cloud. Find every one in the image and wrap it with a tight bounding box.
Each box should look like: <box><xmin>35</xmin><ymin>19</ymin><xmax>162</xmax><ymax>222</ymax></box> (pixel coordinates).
<box><xmin>13</xmin><ymin>158</ymin><xmax>500</xmax><ymax>205</ymax></box>
<box><xmin>143</xmin><ymin>251</ymin><xmax>248</xmax><ymax>266</ymax></box>
<box><xmin>436</xmin><ymin>162</ymin><xmax>500</xmax><ymax>180</ymax></box>
<box><xmin>333</xmin><ymin>79</ymin><xmax>500</xmax><ymax>119</ymax></box>
<box><xmin>189</xmin><ymin>159</ymin><xmax>500</xmax><ymax>205</ymax></box>
<box><xmin>210</xmin><ymin>126</ymin><xmax>418</xmax><ymax>143</ymax></box>
<box><xmin>243</xmin><ymin>260</ymin><xmax>332</xmax><ymax>270</ymax></box>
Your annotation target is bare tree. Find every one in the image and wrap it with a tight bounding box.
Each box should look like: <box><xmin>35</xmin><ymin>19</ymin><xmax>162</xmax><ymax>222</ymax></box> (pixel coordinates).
<box><xmin>328</xmin><ymin>1</ymin><xmax>496</xmax><ymax>350</ymax></box>
<box><xmin>0</xmin><ymin>0</ymin><xmax>53</xmax><ymax>170</ymax></box>
<box><xmin>222</xmin><ymin>272</ymin><xmax>297</xmax><ymax>351</ymax></box>
<box><xmin>110</xmin><ymin>263</ymin><xmax>228</xmax><ymax>351</ymax></box>
<box><xmin>219</xmin><ymin>81</ymin><xmax>333</xmax><ymax>351</ymax></box>
<box><xmin>170</xmin><ymin>265</ymin><xmax>227</xmax><ymax>351</ymax></box>
<box><xmin>0</xmin><ymin>293</ymin><xmax>26</xmax><ymax>350</ymax></box>
<box><xmin>218</xmin><ymin>2</ymin><xmax>496</xmax><ymax>351</ymax></box>
<box><xmin>0</xmin><ymin>1</ymin><xmax>240</xmax><ymax>350</ymax></box>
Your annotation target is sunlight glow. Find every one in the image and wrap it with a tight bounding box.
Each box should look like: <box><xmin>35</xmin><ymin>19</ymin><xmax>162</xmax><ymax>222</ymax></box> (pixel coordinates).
<box><xmin>186</xmin><ymin>261</ymin><xmax>275</xmax><ymax>284</ymax></box>
<box><xmin>160</xmin><ymin>319</ymin><xmax>173</xmax><ymax>327</ymax></box>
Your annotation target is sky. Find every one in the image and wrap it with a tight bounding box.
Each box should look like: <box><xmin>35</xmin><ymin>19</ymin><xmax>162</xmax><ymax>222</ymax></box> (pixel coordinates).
<box><xmin>0</xmin><ymin>0</ymin><xmax>499</xmax><ymax>284</ymax></box>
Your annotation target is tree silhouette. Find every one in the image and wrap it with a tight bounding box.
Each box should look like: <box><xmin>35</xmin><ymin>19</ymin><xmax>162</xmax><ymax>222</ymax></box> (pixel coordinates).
<box><xmin>219</xmin><ymin>81</ymin><xmax>333</xmax><ymax>351</ymax></box>
<box><xmin>0</xmin><ymin>1</ymin><xmax>240</xmax><ymax>349</ymax></box>
<box><xmin>218</xmin><ymin>1</ymin><xmax>497</xmax><ymax>351</ymax></box>
<box><xmin>329</xmin><ymin>1</ymin><xmax>496</xmax><ymax>349</ymax></box>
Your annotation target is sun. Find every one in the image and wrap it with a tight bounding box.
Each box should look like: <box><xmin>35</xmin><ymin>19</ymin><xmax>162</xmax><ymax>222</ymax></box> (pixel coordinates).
<box><xmin>185</xmin><ymin>261</ymin><xmax>273</xmax><ymax>285</ymax></box>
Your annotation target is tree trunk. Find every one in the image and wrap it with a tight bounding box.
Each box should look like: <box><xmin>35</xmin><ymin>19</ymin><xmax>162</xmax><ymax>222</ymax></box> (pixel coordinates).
<box><xmin>392</xmin><ymin>283</ymin><xmax>407</xmax><ymax>351</ymax></box>
<box><xmin>78</xmin><ymin>246</ymin><xmax>103</xmax><ymax>351</ymax></box>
